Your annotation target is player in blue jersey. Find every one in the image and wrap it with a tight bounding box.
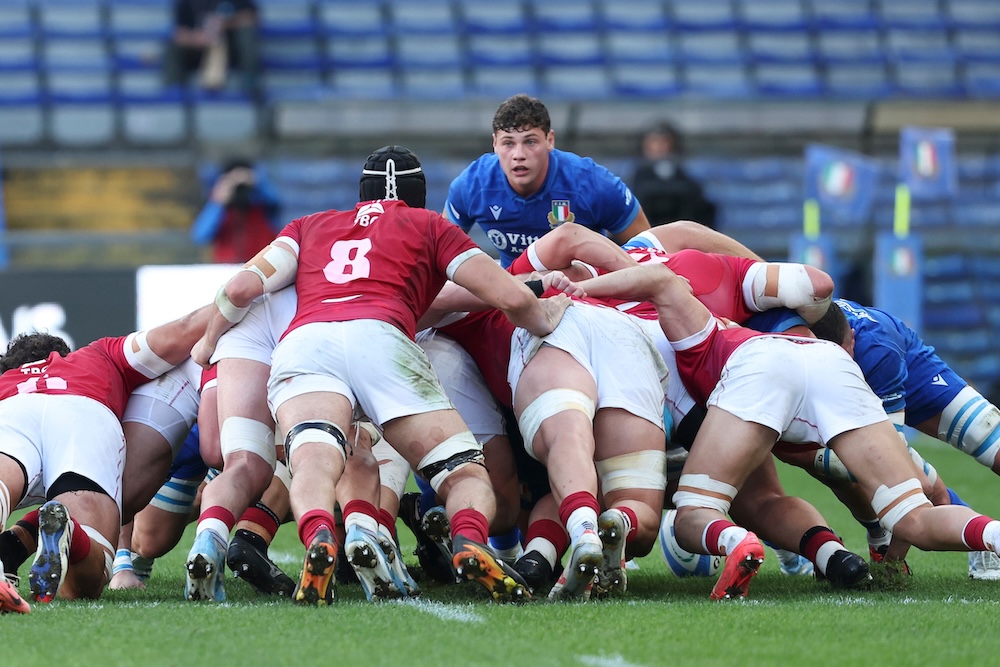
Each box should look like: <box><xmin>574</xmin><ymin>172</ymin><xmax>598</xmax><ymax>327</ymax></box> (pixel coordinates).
<box><xmin>803</xmin><ymin>299</ymin><xmax>1000</xmax><ymax>580</ymax></box>
<box><xmin>444</xmin><ymin>94</ymin><xmax>651</xmax><ymax>267</ymax></box>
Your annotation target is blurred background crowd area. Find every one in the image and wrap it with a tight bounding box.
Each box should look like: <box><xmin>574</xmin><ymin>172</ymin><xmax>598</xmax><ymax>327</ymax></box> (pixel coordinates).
<box><xmin>0</xmin><ymin>0</ymin><xmax>998</xmax><ymax>396</ymax></box>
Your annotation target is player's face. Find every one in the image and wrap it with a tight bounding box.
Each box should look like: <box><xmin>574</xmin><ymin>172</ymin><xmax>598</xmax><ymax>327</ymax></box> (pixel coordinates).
<box><xmin>493</xmin><ymin>127</ymin><xmax>555</xmax><ymax>197</ymax></box>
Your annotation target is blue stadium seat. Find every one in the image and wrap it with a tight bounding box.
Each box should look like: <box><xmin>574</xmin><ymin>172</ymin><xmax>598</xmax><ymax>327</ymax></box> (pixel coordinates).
<box><xmin>396</xmin><ymin>34</ymin><xmax>464</xmax><ymax>69</ymax></box>
<box><xmin>677</xmin><ymin>31</ymin><xmax>745</xmax><ymax>64</ymax></box>
<box><xmin>736</xmin><ymin>0</ymin><xmax>809</xmax><ymax>31</ymax></box>
<box><xmin>892</xmin><ymin>60</ymin><xmax>963</xmax><ymax>97</ymax></box>
<box><xmin>815</xmin><ymin>31</ymin><xmax>886</xmax><ymax>65</ymax></box>
<box><xmin>825</xmin><ymin>62</ymin><xmax>893</xmax><ymax>98</ymax></box>
<box><xmin>46</xmin><ymin>68</ymin><xmax>113</xmax><ymax>102</ymax></box>
<box><xmin>755</xmin><ymin>63</ymin><xmax>823</xmax><ymax>96</ymax></box>
<box><xmin>257</xmin><ymin>0</ymin><xmax>317</xmax><ymax>38</ymax></box>
<box><xmin>400</xmin><ymin>68</ymin><xmax>467</xmax><ymax>99</ymax></box>
<box><xmin>924</xmin><ymin>281</ymin><xmax>977</xmax><ymax>306</ymax></box>
<box><xmin>48</xmin><ymin>99</ymin><xmax>118</xmax><ymax>146</ymax></box>
<box><xmin>809</xmin><ymin>0</ymin><xmax>877</xmax><ymax>30</ymax></box>
<box><xmin>536</xmin><ymin>32</ymin><xmax>604</xmax><ymax>66</ymax></box>
<box><xmin>324</xmin><ymin>35</ymin><xmax>393</xmax><ymax>69</ymax></box>
<box><xmin>42</xmin><ymin>38</ymin><xmax>110</xmax><ymax>69</ymax></box>
<box><xmin>682</xmin><ymin>62</ymin><xmax>753</xmax><ymax>97</ymax></box>
<box><xmin>459</xmin><ymin>1</ymin><xmax>530</xmax><ymax>35</ymax></box>
<box><xmin>261</xmin><ymin>69</ymin><xmax>326</xmax><ymax>101</ymax></box>
<box><xmin>945</xmin><ymin>0</ymin><xmax>1000</xmax><ymax>30</ymax></box>
<box><xmin>924</xmin><ymin>303</ymin><xmax>985</xmax><ymax>329</ymax></box>
<box><xmin>606</xmin><ymin>30</ymin><xmax>676</xmax><ymax>66</ymax></box>
<box><xmin>924</xmin><ymin>254</ymin><xmax>969</xmax><ymax>280</ymax></box>
<box><xmin>953</xmin><ymin>201</ymin><xmax>1000</xmax><ymax>226</ymax></box>
<box><xmin>965</xmin><ymin>63</ymin><xmax>1000</xmax><ymax>97</ymax></box>
<box><xmin>884</xmin><ymin>28</ymin><xmax>955</xmax><ymax>63</ymax></box>
<box><xmin>38</xmin><ymin>0</ymin><xmax>105</xmax><ymax>38</ymax></box>
<box><xmin>736</xmin><ymin>157</ymin><xmax>803</xmax><ymax>181</ymax></box>
<box><xmin>671</xmin><ymin>0</ymin><xmax>740</xmax><ymax>32</ymax></box>
<box><xmin>107</xmin><ymin>1</ymin><xmax>172</xmax><ymax>39</ymax></box>
<box><xmin>717</xmin><ymin>203</ymin><xmax>803</xmax><ymax>230</ymax></box>
<box><xmin>0</xmin><ymin>38</ymin><xmax>37</xmax><ymax>70</ymax></box>
<box><xmin>327</xmin><ymin>68</ymin><xmax>398</xmax><ymax>98</ymax></box>
<box><xmin>466</xmin><ymin>34</ymin><xmax>534</xmax><ymax>67</ymax></box>
<box><xmin>261</xmin><ymin>34</ymin><xmax>324</xmax><ymax>70</ymax></box>
<box><xmin>875</xmin><ymin>0</ymin><xmax>945</xmax><ymax>29</ymax></box>
<box><xmin>469</xmin><ymin>64</ymin><xmax>539</xmax><ymax>97</ymax></box>
<box><xmin>317</xmin><ymin>1</ymin><xmax>385</xmax><ymax>36</ymax></box>
<box><xmin>611</xmin><ymin>63</ymin><xmax>681</xmax><ymax>97</ymax></box>
<box><xmin>745</xmin><ymin>31</ymin><xmax>816</xmax><ymax>64</ymax></box>
<box><xmin>598</xmin><ymin>0</ymin><xmax>670</xmax><ymax>31</ymax></box>
<box><xmin>121</xmin><ymin>94</ymin><xmax>188</xmax><ymax>145</ymax></box>
<box><xmin>970</xmin><ymin>255</ymin><xmax>1000</xmax><ymax>279</ymax></box>
<box><xmin>541</xmin><ymin>65</ymin><xmax>612</xmax><ymax>100</ymax></box>
<box><xmin>191</xmin><ymin>92</ymin><xmax>260</xmax><ymax>141</ymax></box>
<box><xmin>954</xmin><ymin>31</ymin><xmax>1000</xmax><ymax>63</ymax></box>
<box><xmin>0</xmin><ymin>1</ymin><xmax>35</xmax><ymax>39</ymax></box>
<box><xmin>0</xmin><ymin>70</ymin><xmax>40</xmax><ymax>103</ymax></box>
<box><xmin>530</xmin><ymin>0</ymin><xmax>600</xmax><ymax>32</ymax></box>
<box><xmin>388</xmin><ymin>0</ymin><xmax>456</xmax><ymax>35</ymax></box>
<box><xmin>266</xmin><ymin>158</ymin><xmax>351</xmax><ymax>188</ymax></box>
<box><xmin>110</xmin><ymin>34</ymin><xmax>164</xmax><ymax>69</ymax></box>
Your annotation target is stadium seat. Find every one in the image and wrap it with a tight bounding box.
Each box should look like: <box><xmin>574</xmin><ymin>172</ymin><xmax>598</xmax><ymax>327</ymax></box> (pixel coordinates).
<box><xmin>536</xmin><ymin>32</ymin><xmax>604</xmax><ymax>66</ymax></box>
<box><xmin>121</xmin><ymin>95</ymin><xmax>188</xmax><ymax>145</ymax></box>
<box><xmin>0</xmin><ymin>70</ymin><xmax>40</xmax><ymax>103</ymax></box>
<box><xmin>327</xmin><ymin>68</ymin><xmax>398</xmax><ymax>98</ymax></box>
<box><xmin>399</xmin><ymin>68</ymin><xmax>467</xmax><ymax>99</ymax></box>
<box><xmin>0</xmin><ymin>38</ymin><xmax>38</xmax><ymax>69</ymax></box>
<box><xmin>42</xmin><ymin>38</ymin><xmax>110</xmax><ymax>69</ymax></box>
<box><xmin>388</xmin><ymin>0</ymin><xmax>456</xmax><ymax>35</ymax></box>
<box><xmin>964</xmin><ymin>62</ymin><xmax>1000</xmax><ymax>97</ymax></box>
<box><xmin>257</xmin><ymin>0</ymin><xmax>318</xmax><ymax>38</ymax></box>
<box><xmin>875</xmin><ymin>0</ymin><xmax>945</xmax><ymax>29</ymax></box>
<box><xmin>261</xmin><ymin>34</ymin><xmax>324</xmax><ymax>70</ymax></box>
<box><xmin>46</xmin><ymin>68</ymin><xmax>113</xmax><ymax>102</ymax></box>
<box><xmin>458</xmin><ymin>1</ymin><xmax>530</xmax><ymax>35</ymax></box>
<box><xmin>395</xmin><ymin>34</ymin><xmax>464</xmax><ymax>69</ymax></box>
<box><xmin>736</xmin><ymin>0</ymin><xmax>809</xmax><ymax>31</ymax></box>
<box><xmin>682</xmin><ymin>62</ymin><xmax>753</xmax><ymax>97</ymax></box>
<box><xmin>530</xmin><ymin>0</ymin><xmax>601</xmax><ymax>32</ymax></box>
<box><xmin>955</xmin><ymin>31</ymin><xmax>1000</xmax><ymax>64</ymax></box>
<box><xmin>883</xmin><ymin>28</ymin><xmax>955</xmax><ymax>63</ymax></box>
<box><xmin>469</xmin><ymin>65</ymin><xmax>539</xmax><ymax>97</ymax></box>
<box><xmin>466</xmin><ymin>34</ymin><xmax>534</xmax><ymax>67</ymax></box>
<box><xmin>755</xmin><ymin>63</ymin><xmax>823</xmax><ymax>96</ymax></box>
<box><xmin>541</xmin><ymin>65</ymin><xmax>612</xmax><ymax>100</ymax></box>
<box><xmin>598</xmin><ymin>0</ymin><xmax>670</xmax><ymax>31</ymax></box>
<box><xmin>107</xmin><ymin>1</ymin><xmax>172</xmax><ymax>38</ymax></box>
<box><xmin>0</xmin><ymin>99</ymin><xmax>45</xmax><ymax>145</ymax></box>
<box><xmin>48</xmin><ymin>99</ymin><xmax>118</xmax><ymax>146</ymax></box>
<box><xmin>192</xmin><ymin>94</ymin><xmax>259</xmax><ymax>142</ymax></box>
<box><xmin>892</xmin><ymin>60</ymin><xmax>963</xmax><ymax>97</ymax></box>
<box><xmin>261</xmin><ymin>69</ymin><xmax>326</xmax><ymax>101</ymax></box>
<box><xmin>317</xmin><ymin>1</ymin><xmax>385</xmax><ymax>36</ymax></box>
<box><xmin>945</xmin><ymin>0</ymin><xmax>1000</xmax><ymax>30</ymax></box>
<box><xmin>606</xmin><ymin>30</ymin><xmax>676</xmax><ymax>66</ymax></box>
<box><xmin>924</xmin><ymin>303</ymin><xmax>985</xmax><ymax>329</ymax></box>
<box><xmin>809</xmin><ymin>0</ymin><xmax>877</xmax><ymax>30</ymax></box>
<box><xmin>38</xmin><ymin>0</ymin><xmax>105</xmax><ymax>38</ymax></box>
<box><xmin>816</xmin><ymin>31</ymin><xmax>887</xmax><ymax>64</ymax></box>
<box><xmin>953</xmin><ymin>201</ymin><xmax>1000</xmax><ymax>226</ymax></box>
<box><xmin>924</xmin><ymin>280</ymin><xmax>977</xmax><ymax>306</ymax></box>
<box><xmin>825</xmin><ymin>62</ymin><xmax>893</xmax><ymax>98</ymax></box>
<box><xmin>677</xmin><ymin>31</ymin><xmax>746</xmax><ymax>64</ymax></box>
<box><xmin>746</xmin><ymin>31</ymin><xmax>816</xmax><ymax>64</ymax></box>
<box><xmin>110</xmin><ymin>34</ymin><xmax>164</xmax><ymax>69</ymax></box>
<box><xmin>0</xmin><ymin>1</ymin><xmax>35</xmax><ymax>39</ymax></box>
<box><xmin>671</xmin><ymin>0</ymin><xmax>740</xmax><ymax>32</ymax></box>
<box><xmin>324</xmin><ymin>35</ymin><xmax>393</xmax><ymax>69</ymax></box>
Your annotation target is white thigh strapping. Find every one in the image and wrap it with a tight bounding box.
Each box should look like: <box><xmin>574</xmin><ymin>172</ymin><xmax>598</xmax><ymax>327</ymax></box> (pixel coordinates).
<box><xmin>122</xmin><ymin>358</ymin><xmax>202</xmax><ymax>457</ymax></box>
<box><xmin>212</xmin><ymin>286</ymin><xmax>296</xmax><ymax>365</ymax></box>
<box><xmin>373</xmin><ymin>440</ymin><xmax>410</xmax><ymax>500</ymax></box>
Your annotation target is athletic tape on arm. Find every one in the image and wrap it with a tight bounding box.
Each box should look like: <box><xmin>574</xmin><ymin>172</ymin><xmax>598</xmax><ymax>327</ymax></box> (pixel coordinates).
<box><xmin>124</xmin><ymin>331</ymin><xmax>175</xmax><ymax>379</ymax></box>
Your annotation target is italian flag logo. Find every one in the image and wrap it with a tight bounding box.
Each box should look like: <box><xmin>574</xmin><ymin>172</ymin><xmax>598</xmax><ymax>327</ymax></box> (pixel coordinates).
<box><xmin>914</xmin><ymin>139</ymin><xmax>939</xmax><ymax>178</ymax></box>
<box><xmin>820</xmin><ymin>161</ymin><xmax>855</xmax><ymax>198</ymax></box>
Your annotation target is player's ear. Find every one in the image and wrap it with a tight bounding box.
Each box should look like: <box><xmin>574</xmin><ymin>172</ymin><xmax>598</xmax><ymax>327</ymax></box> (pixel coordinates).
<box><xmin>546</xmin><ymin>130</ymin><xmax>555</xmax><ymax>150</ymax></box>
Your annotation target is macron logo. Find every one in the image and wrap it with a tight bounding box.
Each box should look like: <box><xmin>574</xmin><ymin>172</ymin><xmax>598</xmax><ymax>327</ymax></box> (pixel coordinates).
<box><xmin>931</xmin><ymin>375</ymin><xmax>948</xmax><ymax>386</ymax></box>
<box><xmin>489</xmin><ymin>205</ymin><xmax>502</xmax><ymax>220</ymax></box>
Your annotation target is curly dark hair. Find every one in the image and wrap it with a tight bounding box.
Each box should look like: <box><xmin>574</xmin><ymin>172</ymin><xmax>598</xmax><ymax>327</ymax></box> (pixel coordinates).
<box><xmin>0</xmin><ymin>332</ymin><xmax>70</xmax><ymax>373</ymax></box>
<box><xmin>809</xmin><ymin>302</ymin><xmax>850</xmax><ymax>345</ymax></box>
<box><xmin>492</xmin><ymin>94</ymin><xmax>551</xmax><ymax>135</ymax></box>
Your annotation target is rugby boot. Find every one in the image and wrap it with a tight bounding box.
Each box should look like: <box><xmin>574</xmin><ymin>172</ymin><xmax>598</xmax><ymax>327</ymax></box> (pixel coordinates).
<box><xmin>185</xmin><ymin>530</ymin><xmax>227</xmax><ymax>602</ymax></box>
<box><xmin>821</xmin><ymin>549</ymin><xmax>872</xmax><ymax>589</ymax></box>
<box><xmin>452</xmin><ymin>535</ymin><xmax>532</xmax><ymax>603</ymax></box>
<box><xmin>548</xmin><ymin>530</ymin><xmax>603</xmax><ymax>602</ymax></box>
<box><xmin>293</xmin><ymin>529</ymin><xmax>337</xmax><ymax>606</ymax></box>
<box><xmin>376</xmin><ymin>532</ymin><xmax>420</xmax><ymax>597</ymax></box>
<box><xmin>227</xmin><ymin>529</ymin><xmax>295</xmax><ymax>597</ymax></box>
<box><xmin>345</xmin><ymin>525</ymin><xmax>405</xmax><ymax>601</ymax></box>
<box><xmin>969</xmin><ymin>550</ymin><xmax>1000</xmax><ymax>581</ymax></box>
<box><xmin>594</xmin><ymin>509</ymin><xmax>628</xmax><ymax>598</ymax></box>
<box><xmin>0</xmin><ymin>565</ymin><xmax>29</xmax><ymax>614</ymax></box>
<box><xmin>774</xmin><ymin>548</ymin><xmax>815</xmax><ymax>577</ymax></box>
<box><xmin>398</xmin><ymin>493</ymin><xmax>456</xmax><ymax>584</ymax></box>
<box><xmin>710</xmin><ymin>532</ymin><xmax>765</xmax><ymax>601</ymax></box>
<box><xmin>28</xmin><ymin>501</ymin><xmax>71</xmax><ymax>603</ymax></box>
<box><xmin>513</xmin><ymin>550</ymin><xmax>556</xmax><ymax>597</ymax></box>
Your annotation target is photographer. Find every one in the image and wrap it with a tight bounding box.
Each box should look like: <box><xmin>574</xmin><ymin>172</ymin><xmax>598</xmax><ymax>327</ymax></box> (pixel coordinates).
<box><xmin>190</xmin><ymin>158</ymin><xmax>282</xmax><ymax>264</ymax></box>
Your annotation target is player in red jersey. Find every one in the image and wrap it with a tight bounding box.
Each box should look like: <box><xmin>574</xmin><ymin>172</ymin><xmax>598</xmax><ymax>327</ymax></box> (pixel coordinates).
<box><xmin>0</xmin><ymin>305</ymin><xmax>210</xmax><ymax>609</ymax></box>
<box><xmin>557</xmin><ymin>262</ymin><xmax>1000</xmax><ymax>600</ymax></box>
<box><xmin>191</xmin><ymin>146</ymin><xmax>568</xmax><ymax>604</ymax></box>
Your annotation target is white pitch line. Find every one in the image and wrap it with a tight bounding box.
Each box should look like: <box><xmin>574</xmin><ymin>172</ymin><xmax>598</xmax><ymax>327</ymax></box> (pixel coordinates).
<box><xmin>396</xmin><ymin>598</ymin><xmax>485</xmax><ymax>624</ymax></box>
<box><xmin>577</xmin><ymin>653</ymin><xmax>646</xmax><ymax>667</ymax></box>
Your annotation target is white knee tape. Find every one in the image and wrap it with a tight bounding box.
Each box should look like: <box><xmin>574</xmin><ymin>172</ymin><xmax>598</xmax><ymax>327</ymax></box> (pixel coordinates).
<box><xmin>596</xmin><ymin>450</ymin><xmax>668</xmax><ymax>493</ymax></box>
<box><xmin>373</xmin><ymin>440</ymin><xmax>410</xmax><ymax>500</ymax></box>
<box><xmin>221</xmin><ymin>417</ymin><xmax>277</xmax><ymax>470</ymax></box>
<box><xmin>273</xmin><ymin>461</ymin><xmax>291</xmax><ymax>491</ymax></box>
<box><xmin>872</xmin><ymin>478</ymin><xmax>932</xmax><ymax>532</ymax></box>
<box><xmin>241</xmin><ymin>243</ymin><xmax>298</xmax><ymax>293</ymax></box>
<box><xmin>907</xmin><ymin>445</ymin><xmax>938</xmax><ymax>486</ymax></box>
<box><xmin>124</xmin><ymin>330</ymin><xmax>174</xmax><ymax>379</ymax></box>
<box><xmin>746</xmin><ymin>262</ymin><xmax>830</xmax><ymax>324</ymax></box>
<box><xmin>82</xmin><ymin>525</ymin><xmax>115</xmax><ymax>582</ymax></box>
<box><xmin>672</xmin><ymin>473</ymin><xmax>737</xmax><ymax>515</ymax></box>
<box><xmin>417</xmin><ymin>431</ymin><xmax>483</xmax><ymax>494</ymax></box>
<box><xmin>940</xmin><ymin>387</ymin><xmax>1000</xmax><ymax>467</ymax></box>
<box><xmin>518</xmin><ymin>389</ymin><xmax>595</xmax><ymax>460</ymax></box>
<box><xmin>814</xmin><ymin>447</ymin><xmax>857</xmax><ymax>482</ymax></box>
<box><xmin>286</xmin><ymin>421</ymin><xmax>348</xmax><ymax>473</ymax></box>
<box><xmin>0</xmin><ymin>479</ymin><xmax>9</xmax><ymax>527</ymax></box>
